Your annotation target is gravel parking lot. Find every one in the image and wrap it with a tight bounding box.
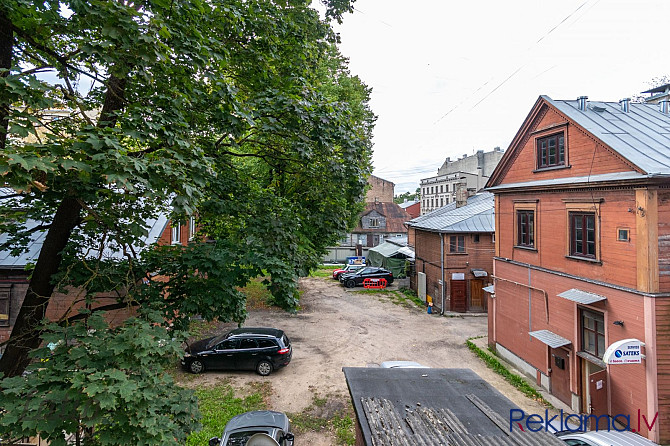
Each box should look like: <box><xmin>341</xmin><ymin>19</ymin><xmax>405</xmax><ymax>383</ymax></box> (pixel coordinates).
<box><xmin>182</xmin><ymin>276</ymin><xmax>550</xmax><ymax>445</ymax></box>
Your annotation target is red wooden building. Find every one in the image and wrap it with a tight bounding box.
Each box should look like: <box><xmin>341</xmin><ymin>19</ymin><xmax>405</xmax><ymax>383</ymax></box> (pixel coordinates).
<box><xmin>486</xmin><ymin>95</ymin><xmax>670</xmax><ymax>443</ymax></box>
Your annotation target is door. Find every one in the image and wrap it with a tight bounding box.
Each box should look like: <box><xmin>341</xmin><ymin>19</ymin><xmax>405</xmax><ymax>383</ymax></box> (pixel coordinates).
<box><xmin>210</xmin><ymin>338</ymin><xmax>238</xmax><ymax>370</ymax></box>
<box><xmin>550</xmin><ymin>348</ymin><xmax>571</xmax><ymax>406</ymax></box>
<box><xmin>450</xmin><ymin>280</ymin><xmax>467</xmax><ymax>312</ymax></box>
<box><xmin>470</xmin><ymin>279</ymin><xmax>484</xmax><ymax>310</ymax></box>
<box><xmin>236</xmin><ymin>338</ymin><xmax>261</xmax><ymax>370</ymax></box>
<box><xmin>588</xmin><ymin>369</ymin><xmax>609</xmax><ymax>430</ymax></box>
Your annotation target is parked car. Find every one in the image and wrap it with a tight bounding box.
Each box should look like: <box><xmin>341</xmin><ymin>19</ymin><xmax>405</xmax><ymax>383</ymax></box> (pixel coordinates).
<box><xmin>209</xmin><ymin>410</ymin><xmax>294</xmax><ymax>446</ymax></box>
<box><xmin>332</xmin><ymin>263</ymin><xmax>365</xmax><ymax>280</ymax></box>
<box><xmin>182</xmin><ymin>327</ymin><xmax>291</xmax><ymax>376</ymax></box>
<box><xmin>556</xmin><ymin>430</ymin><xmax>659</xmax><ymax>446</ymax></box>
<box><xmin>339</xmin><ymin>266</ymin><xmax>393</xmax><ymax>288</ymax></box>
<box><xmin>380</xmin><ymin>361</ymin><xmax>429</xmax><ymax>368</ymax></box>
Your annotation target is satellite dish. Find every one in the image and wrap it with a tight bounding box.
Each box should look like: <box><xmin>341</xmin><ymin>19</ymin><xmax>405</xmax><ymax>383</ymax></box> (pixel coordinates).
<box><xmin>245</xmin><ymin>433</ymin><xmax>280</xmax><ymax>446</ymax></box>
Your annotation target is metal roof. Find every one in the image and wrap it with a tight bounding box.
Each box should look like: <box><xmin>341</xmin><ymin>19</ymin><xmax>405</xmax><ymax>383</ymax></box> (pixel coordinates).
<box><xmin>557</xmin><ymin>288</ymin><xmax>607</xmax><ymax>305</ymax></box>
<box><xmin>0</xmin><ymin>215</ymin><xmax>168</xmax><ymax>268</ymax></box>
<box><xmin>406</xmin><ymin>192</ymin><xmax>494</xmax><ymax>233</ymax></box>
<box><xmin>486</xmin><ymin>171</ymin><xmax>655</xmax><ymax>192</ymax></box>
<box><xmin>544</xmin><ymin>95</ymin><xmax>670</xmax><ymax>175</ymax></box>
<box><xmin>529</xmin><ymin>330</ymin><xmax>571</xmax><ymax>349</ymax></box>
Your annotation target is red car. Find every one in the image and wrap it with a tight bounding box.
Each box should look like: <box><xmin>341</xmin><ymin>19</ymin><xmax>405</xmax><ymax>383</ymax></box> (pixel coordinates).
<box><xmin>332</xmin><ymin>264</ymin><xmax>365</xmax><ymax>280</ymax></box>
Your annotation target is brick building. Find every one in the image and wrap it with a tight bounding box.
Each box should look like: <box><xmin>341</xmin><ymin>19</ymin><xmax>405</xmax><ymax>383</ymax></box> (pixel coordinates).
<box><xmin>486</xmin><ymin>95</ymin><xmax>670</xmax><ymax>443</ymax></box>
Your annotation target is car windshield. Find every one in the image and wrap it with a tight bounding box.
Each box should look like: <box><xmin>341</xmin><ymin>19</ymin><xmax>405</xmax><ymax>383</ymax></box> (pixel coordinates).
<box><xmin>225</xmin><ymin>430</ymin><xmax>273</xmax><ymax>446</ymax></box>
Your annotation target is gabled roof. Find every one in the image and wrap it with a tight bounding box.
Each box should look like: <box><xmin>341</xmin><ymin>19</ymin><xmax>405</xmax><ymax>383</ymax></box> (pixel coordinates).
<box><xmin>354</xmin><ymin>202</ymin><xmax>411</xmax><ymax>233</ymax></box>
<box><xmin>406</xmin><ymin>192</ymin><xmax>494</xmax><ymax>233</ymax></box>
<box><xmin>545</xmin><ymin>96</ymin><xmax>670</xmax><ymax>175</ymax></box>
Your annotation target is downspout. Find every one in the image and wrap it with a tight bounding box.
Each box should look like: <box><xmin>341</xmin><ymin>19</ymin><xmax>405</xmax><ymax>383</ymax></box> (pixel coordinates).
<box><xmin>441</xmin><ymin>233</ymin><xmax>445</xmax><ymax>315</ymax></box>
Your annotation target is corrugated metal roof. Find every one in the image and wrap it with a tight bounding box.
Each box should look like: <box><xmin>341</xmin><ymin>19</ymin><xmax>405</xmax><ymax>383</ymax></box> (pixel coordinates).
<box><xmin>557</xmin><ymin>288</ymin><xmax>607</xmax><ymax>305</ymax></box>
<box><xmin>407</xmin><ymin>192</ymin><xmax>494</xmax><ymax>233</ymax></box>
<box><xmin>529</xmin><ymin>330</ymin><xmax>571</xmax><ymax>348</ymax></box>
<box><xmin>545</xmin><ymin>96</ymin><xmax>670</xmax><ymax>175</ymax></box>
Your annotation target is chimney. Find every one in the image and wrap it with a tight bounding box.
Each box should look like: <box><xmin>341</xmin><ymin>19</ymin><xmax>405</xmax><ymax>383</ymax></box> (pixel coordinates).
<box><xmin>455</xmin><ymin>183</ymin><xmax>468</xmax><ymax>208</ymax></box>
<box><xmin>660</xmin><ymin>100</ymin><xmax>669</xmax><ymax>115</ymax></box>
<box><xmin>577</xmin><ymin>96</ymin><xmax>588</xmax><ymax>111</ymax></box>
<box><xmin>619</xmin><ymin>98</ymin><xmax>630</xmax><ymax>113</ymax></box>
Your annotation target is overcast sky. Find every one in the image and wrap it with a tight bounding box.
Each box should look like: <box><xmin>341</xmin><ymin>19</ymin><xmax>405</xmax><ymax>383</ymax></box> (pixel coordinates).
<box><xmin>325</xmin><ymin>0</ymin><xmax>670</xmax><ymax>194</ymax></box>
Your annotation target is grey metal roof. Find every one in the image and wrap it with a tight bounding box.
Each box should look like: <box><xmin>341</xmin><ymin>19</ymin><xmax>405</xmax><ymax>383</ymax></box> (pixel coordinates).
<box><xmin>0</xmin><ymin>215</ymin><xmax>168</xmax><ymax>268</ymax></box>
<box><xmin>544</xmin><ymin>95</ymin><xmax>670</xmax><ymax>175</ymax></box>
<box><xmin>398</xmin><ymin>200</ymin><xmax>419</xmax><ymax>209</ymax></box>
<box><xmin>486</xmin><ymin>171</ymin><xmax>655</xmax><ymax>192</ymax></box>
<box><xmin>407</xmin><ymin>192</ymin><xmax>494</xmax><ymax>233</ymax></box>
<box><xmin>557</xmin><ymin>288</ymin><xmax>607</xmax><ymax>305</ymax></box>
<box><xmin>529</xmin><ymin>330</ymin><xmax>571</xmax><ymax>348</ymax></box>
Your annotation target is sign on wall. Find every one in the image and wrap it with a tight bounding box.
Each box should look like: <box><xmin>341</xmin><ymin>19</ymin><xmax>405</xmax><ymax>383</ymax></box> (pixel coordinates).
<box><xmin>603</xmin><ymin>339</ymin><xmax>645</xmax><ymax>364</ymax></box>
<box><xmin>451</xmin><ymin>273</ymin><xmax>465</xmax><ymax>280</ymax></box>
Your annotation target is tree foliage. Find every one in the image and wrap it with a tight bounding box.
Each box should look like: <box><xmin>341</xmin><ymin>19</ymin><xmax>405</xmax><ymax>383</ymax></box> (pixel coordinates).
<box><xmin>0</xmin><ymin>0</ymin><xmax>371</xmax><ymax>443</ymax></box>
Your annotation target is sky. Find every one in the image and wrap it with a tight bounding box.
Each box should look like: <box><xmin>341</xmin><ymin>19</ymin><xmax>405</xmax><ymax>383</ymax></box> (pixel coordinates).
<box><xmin>323</xmin><ymin>0</ymin><xmax>670</xmax><ymax>194</ymax></box>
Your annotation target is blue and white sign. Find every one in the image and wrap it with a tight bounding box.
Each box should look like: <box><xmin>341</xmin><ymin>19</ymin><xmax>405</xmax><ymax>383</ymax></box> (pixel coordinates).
<box><xmin>603</xmin><ymin>339</ymin><xmax>644</xmax><ymax>364</ymax></box>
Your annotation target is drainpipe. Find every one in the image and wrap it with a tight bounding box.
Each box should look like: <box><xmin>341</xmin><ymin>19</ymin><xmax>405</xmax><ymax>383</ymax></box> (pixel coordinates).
<box><xmin>441</xmin><ymin>233</ymin><xmax>445</xmax><ymax>315</ymax></box>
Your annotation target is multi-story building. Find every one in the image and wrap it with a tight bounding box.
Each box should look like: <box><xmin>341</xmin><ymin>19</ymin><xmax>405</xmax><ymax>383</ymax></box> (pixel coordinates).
<box><xmin>486</xmin><ymin>94</ymin><xmax>670</xmax><ymax>443</ymax></box>
<box><xmin>420</xmin><ymin>148</ymin><xmax>504</xmax><ymax>215</ymax></box>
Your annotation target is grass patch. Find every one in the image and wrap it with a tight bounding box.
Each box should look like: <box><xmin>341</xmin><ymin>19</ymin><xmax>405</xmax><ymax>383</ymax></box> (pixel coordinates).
<box><xmin>242</xmin><ymin>278</ymin><xmax>274</xmax><ymax>310</ymax></box>
<box><xmin>466</xmin><ymin>338</ymin><xmax>552</xmax><ymax>407</ymax></box>
<box><xmin>309</xmin><ymin>264</ymin><xmax>341</xmax><ymax>278</ymax></box>
<box><xmin>186</xmin><ymin>382</ymin><xmax>270</xmax><ymax>446</ymax></box>
<box><xmin>288</xmin><ymin>391</ymin><xmax>356</xmax><ymax>445</ymax></box>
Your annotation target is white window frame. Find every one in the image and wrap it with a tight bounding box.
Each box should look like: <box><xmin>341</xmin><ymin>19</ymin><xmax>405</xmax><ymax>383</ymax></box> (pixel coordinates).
<box><xmin>171</xmin><ymin>223</ymin><xmax>181</xmax><ymax>244</ymax></box>
<box><xmin>189</xmin><ymin>217</ymin><xmax>196</xmax><ymax>241</ymax></box>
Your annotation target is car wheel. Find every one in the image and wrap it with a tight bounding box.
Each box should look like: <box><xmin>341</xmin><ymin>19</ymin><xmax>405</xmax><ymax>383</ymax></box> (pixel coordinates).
<box><xmin>257</xmin><ymin>360</ymin><xmax>273</xmax><ymax>376</ymax></box>
<box><xmin>189</xmin><ymin>359</ymin><xmax>205</xmax><ymax>374</ymax></box>
<box><xmin>345</xmin><ymin>279</ymin><xmax>356</xmax><ymax>288</ymax></box>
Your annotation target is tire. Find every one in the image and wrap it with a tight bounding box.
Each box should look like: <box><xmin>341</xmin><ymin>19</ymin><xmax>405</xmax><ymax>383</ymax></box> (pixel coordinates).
<box><xmin>257</xmin><ymin>360</ymin><xmax>273</xmax><ymax>376</ymax></box>
<box><xmin>345</xmin><ymin>279</ymin><xmax>356</xmax><ymax>288</ymax></box>
<box><xmin>189</xmin><ymin>359</ymin><xmax>205</xmax><ymax>374</ymax></box>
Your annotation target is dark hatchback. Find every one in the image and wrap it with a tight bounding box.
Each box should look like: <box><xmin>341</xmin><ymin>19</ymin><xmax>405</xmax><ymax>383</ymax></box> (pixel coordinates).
<box><xmin>339</xmin><ymin>266</ymin><xmax>394</xmax><ymax>288</ymax></box>
<box><xmin>182</xmin><ymin>327</ymin><xmax>292</xmax><ymax>376</ymax></box>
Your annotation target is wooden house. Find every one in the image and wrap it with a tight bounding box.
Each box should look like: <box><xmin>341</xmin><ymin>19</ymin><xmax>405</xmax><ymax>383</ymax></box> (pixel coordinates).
<box><xmin>486</xmin><ymin>95</ymin><xmax>670</xmax><ymax>443</ymax></box>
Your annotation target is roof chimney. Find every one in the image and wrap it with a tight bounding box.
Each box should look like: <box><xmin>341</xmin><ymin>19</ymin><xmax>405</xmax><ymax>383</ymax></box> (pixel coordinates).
<box><xmin>619</xmin><ymin>98</ymin><xmax>630</xmax><ymax>113</ymax></box>
<box><xmin>660</xmin><ymin>100</ymin><xmax>669</xmax><ymax>115</ymax></box>
<box><xmin>577</xmin><ymin>96</ymin><xmax>588</xmax><ymax>111</ymax></box>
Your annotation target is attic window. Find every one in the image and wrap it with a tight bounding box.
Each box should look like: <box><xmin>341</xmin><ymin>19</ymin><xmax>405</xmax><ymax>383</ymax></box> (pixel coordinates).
<box><xmin>369</xmin><ymin>218</ymin><xmax>379</xmax><ymax>228</ymax></box>
<box><xmin>536</xmin><ymin>133</ymin><xmax>565</xmax><ymax>169</ymax></box>
<box><xmin>0</xmin><ymin>285</ymin><xmax>10</xmax><ymax>327</ymax></box>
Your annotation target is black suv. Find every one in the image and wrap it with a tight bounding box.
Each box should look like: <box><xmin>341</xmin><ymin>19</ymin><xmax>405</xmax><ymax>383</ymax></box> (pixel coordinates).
<box><xmin>182</xmin><ymin>327</ymin><xmax>292</xmax><ymax>376</ymax></box>
<box><xmin>339</xmin><ymin>266</ymin><xmax>394</xmax><ymax>288</ymax></box>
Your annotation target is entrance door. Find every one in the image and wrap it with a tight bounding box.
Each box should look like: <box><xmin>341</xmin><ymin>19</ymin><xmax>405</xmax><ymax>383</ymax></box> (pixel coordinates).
<box><xmin>550</xmin><ymin>348</ymin><xmax>571</xmax><ymax>406</ymax></box>
<box><xmin>470</xmin><ymin>279</ymin><xmax>484</xmax><ymax>310</ymax></box>
<box><xmin>450</xmin><ymin>280</ymin><xmax>467</xmax><ymax>312</ymax></box>
<box><xmin>588</xmin><ymin>369</ymin><xmax>609</xmax><ymax>431</ymax></box>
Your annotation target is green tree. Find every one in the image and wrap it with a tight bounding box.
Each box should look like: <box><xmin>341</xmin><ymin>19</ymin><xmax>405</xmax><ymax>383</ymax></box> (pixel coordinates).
<box><xmin>0</xmin><ymin>0</ymin><xmax>370</xmax><ymax>443</ymax></box>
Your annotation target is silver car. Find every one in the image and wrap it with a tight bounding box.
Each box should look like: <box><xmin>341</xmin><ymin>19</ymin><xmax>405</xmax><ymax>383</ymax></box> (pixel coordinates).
<box><xmin>209</xmin><ymin>411</ymin><xmax>295</xmax><ymax>446</ymax></box>
<box><xmin>557</xmin><ymin>430</ymin><xmax>658</xmax><ymax>446</ymax></box>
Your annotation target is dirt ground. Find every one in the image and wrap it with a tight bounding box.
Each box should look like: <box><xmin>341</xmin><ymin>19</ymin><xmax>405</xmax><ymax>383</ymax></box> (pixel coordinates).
<box><xmin>182</xmin><ymin>277</ymin><xmax>552</xmax><ymax>445</ymax></box>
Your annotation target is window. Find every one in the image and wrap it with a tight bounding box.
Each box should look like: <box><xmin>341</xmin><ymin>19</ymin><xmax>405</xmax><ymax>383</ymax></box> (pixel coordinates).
<box><xmin>239</xmin><ymin>338</ymin><xmax>258</xmax><ymax>349</ymax></box>
<box><xmin>441</xmin><ymin>198</ymin><xmax>444</xmax><ymax>207</ymax></box>
<box><xmin>215</xmin><ymin>339</ymin><xmax>237</xmax><ymax>350</ymax></box>
<box><xmin>189</xmin><ymin>216</ymin><xmax>196</xmax><ymax>241</ymax></box>
<box><xmin>617</xmin><ymin>228</ymin><xmax>630</xmax><ymax>242</ymax></box>
<box><xmin>0</xmin><ymin>285</ymin><xmax>10</xmax><ymax>327</ymax></box>
<box><xmin>516</xmin><ymin>210</ymin><xmax>535</xmax><ymax>248</ymax></box>
<box><xmin>581</xmin><ymin>309</ymin><xmax>605</xmax><ymax>358</ymax></box>
<box><xmin>537</xmin><ymin>133</ymin><xmax>565</xmax><ymax>168</ymax></box>
<box><xmin>369</xmin><ymin>217</ymin><xmax>379</xmax><ymax>228</ymax></box>
<box><xmin>570</xmin><ymin>213</ymin><xmax>596</xmax><ymax>258</ymax></box>
<box><xmin>257</xmin><ymin>339</ymin><xmax>276</xmax><ymax>348</ymax></box>
<box><xmin>171</xmin><ymin>222</ymin><xmax>181</xmax><ymax>244</ymax></box>
<box><xmin>440</xmin><ymin>185</ymin><xmax>444</xmax><ymax>193</ymax></box>
<box><xmin>473</xmin><ymin>234</ymin><xmax>480</xmax><ymax>243</ymax></box>
<box><xmin>450</xmin><ymin>235</ymin><xmax>465</xmax><ymax>253</ymax></box>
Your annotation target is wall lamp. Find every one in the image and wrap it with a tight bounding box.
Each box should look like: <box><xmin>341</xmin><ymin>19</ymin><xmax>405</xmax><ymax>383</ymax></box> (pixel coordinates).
<box><xmin>613</xmin><ymin>320</ymin><xmax>624</xmax><ymax>327</ymax></box>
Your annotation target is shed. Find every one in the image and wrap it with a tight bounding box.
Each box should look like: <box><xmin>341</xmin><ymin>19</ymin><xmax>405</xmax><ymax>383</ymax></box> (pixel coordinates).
<box><xmin>366</xmin><ymin>241</ymin><xmax>414</xmax><ymax>278</ymax></box>
<box><xmin>343</xmin><ymin>367</ymin><xmax>564</xmax><ymax>446</ymax></box>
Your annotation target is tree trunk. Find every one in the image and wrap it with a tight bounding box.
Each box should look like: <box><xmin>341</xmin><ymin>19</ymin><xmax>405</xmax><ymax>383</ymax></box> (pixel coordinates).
<box><xmin>0</xmin><ymin>197</ymin><xmax>82</xmax><ymax>377</ymax></box>
<box><xmin>0</xmin><ymin>72</ymin><xmax>126</xmax><ymax>378</ymax></box>
<box><xmin>0</xmin><ymin>8</ymin><xmax>13</xmax><ymax>152</ymax></box>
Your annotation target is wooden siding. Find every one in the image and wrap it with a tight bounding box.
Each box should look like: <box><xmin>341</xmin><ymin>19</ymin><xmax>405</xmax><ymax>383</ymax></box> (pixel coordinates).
<box><xmin>498</xmin><ymin>105</ymin><xmax>636</xmax><ymax>186</ymax></box>
<box><xmin>413</xmin><ymin>229</ymin><xmax>494</xmax><ymax>312</ymax></box>
<box><xmin>658</xmin><ymin>190</ymin><xmax>670</xmax><ymax>292</ymax></box>
<box><xmin>497</xmin><ymin>189</ymin><xmax>638</xmax><ymax>290</ymax></box>
<box><xmin>655</xmin><ymin>297</ymin><xmax>670</xmax><ymax>444</ymax></box>
<box><xmin>494</xmin><ymin>259</ymin><xmax>653</xmax><ymax>437</ymax></box>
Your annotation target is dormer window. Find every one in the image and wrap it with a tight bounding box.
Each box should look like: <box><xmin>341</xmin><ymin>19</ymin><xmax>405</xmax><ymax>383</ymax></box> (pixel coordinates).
<box><xmin>369</xmin><ymin>218</ymin><xmax>379</xmax><ymax>228</ymax></box>
<box><xmin>536</xmin><ymin>133</ymin><xmax>565</xmax><ymax>169</ymax></box>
